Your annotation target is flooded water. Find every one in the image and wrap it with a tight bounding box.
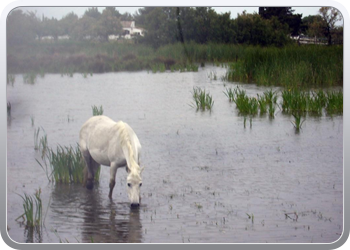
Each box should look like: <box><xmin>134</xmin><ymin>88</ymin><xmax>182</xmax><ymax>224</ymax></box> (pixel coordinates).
<box><xmin>7</xmin><ymin>66</ymin><xmax>343</xmax><ymax>243</ymax></box>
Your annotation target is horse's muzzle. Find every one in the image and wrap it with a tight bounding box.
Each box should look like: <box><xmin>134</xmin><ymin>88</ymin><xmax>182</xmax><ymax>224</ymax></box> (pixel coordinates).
<box><xmin>130</xmin><ymin>203</ymin><xmax>140</xmax><ymax>208</ymax></box>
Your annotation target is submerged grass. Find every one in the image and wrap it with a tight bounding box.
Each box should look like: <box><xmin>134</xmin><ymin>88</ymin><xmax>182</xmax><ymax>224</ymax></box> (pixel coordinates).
<box><xmin>191</xmin><ymin>87</ymin><xmax>214</xmax><ymax>111</ymax></box>
<box><xmin>225</xmin><ymin>85</ymin><xmax>341</xmax><ymax>129</ymax></box>
<box><xmin>92</xmin><ymin>105</ymin><xmax>104</xmax><ymax>116</ymax></box>
<box><xmin>46</xmin><ymin>145</ymin><xmax>86</xmax><ymax>184</ymax></box>
<box><xmin>37</xmin><ymin>143</ymin><xmax>100</xmax><ymax>185</ymax></box>
<box><xmin>281</xmin><ymin>88</ymin><xmax>342</xmax><ymax>115</ymax></box>
<box><xmin>16</xmin><ymin>189</ymin><xmax>43</xmax><ymax>228</ymax></box>
<box><xmin>224</xmin><ymin>86</ymin><xmax>270</xmax><ymax>116</ymax></box>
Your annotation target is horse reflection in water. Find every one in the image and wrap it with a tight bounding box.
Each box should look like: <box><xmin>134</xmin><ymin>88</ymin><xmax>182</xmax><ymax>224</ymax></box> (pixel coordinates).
<box><xmin>79</xmin><ymin>115</ymin><xmax>144</xmax><ymax>207</ymax></box>
<box><xmin>50</xmin><ymin>184</ymin><xmax>143</xmax><ymax>243</ymax></box>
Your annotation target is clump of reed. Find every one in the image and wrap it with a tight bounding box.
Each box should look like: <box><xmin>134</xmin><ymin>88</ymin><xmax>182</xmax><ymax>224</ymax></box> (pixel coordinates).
<box><xmin>291</xmin><ymin>112</ymin><xmax>305</xmax><ymax>132</ymax></box>
<box><xmin>23</xmin><ymin>72</ymin><xmax>37</xmax><ymax>84</ymax></box>
<box><xmin>7</xmin><ymin>102</ymin><xmax>11</xmax><ymax>116</ymax></box>
<box><xmin>38</xmin><ymin>143</ymin><xmax>100</xmax><ymax>184</ymax></box>
<box><xmin>92</xmin><ymin>105</ymin><xmax>104</xmax><ymax>116</ymax></box>
<box><xmin>34</xmin><ymin>130</ymin><xmax>99</xmax><ymax>185</ymax></box>
<box><xmin>34</xmin><ymin>127</ymin><xmax>48</xmax><ymax>159</ymax></box>
<box><xmin>325</xmin><ymin>90</ymin><xmax>343</xmax><ymax>114</ymax></box>
<box><xmin>16</xmin><ymin>188</ymin><xmax>43</xmax><ymax>229</ymax></box>
<box><xmin>191</xmin><ymin>87</ymin><xmax>214</xmax><ymax>111</ymax></box>
<box><xmin>224</xmin><ymin>86</ymin><xmax>277</xmax><ymax>118</ymax></box>
<box><xmin>45</xmin><ymin>145</ymin><xmax>86</xmax><ymax>184</ymax></box>
<box><xmin>281</xmin><ymin>88</ymin><xmax>342</xmax><ymax>115</ymax></box>
<box><xmin>7</xmin><ymin>74</ymin><xmax>15</xmax><ymax>86</ymax></box>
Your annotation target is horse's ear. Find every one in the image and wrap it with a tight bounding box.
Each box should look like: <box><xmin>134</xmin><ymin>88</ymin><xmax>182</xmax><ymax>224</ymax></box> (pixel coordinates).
<box><xmin>140</xmin><ymin>166</ymin><xmax>145</xmax><ymax>174</ymax></box>
<box><xmin>126</xmin><ymin>166</ymin><xmax>130</xmax><ymax>173</ymax></box>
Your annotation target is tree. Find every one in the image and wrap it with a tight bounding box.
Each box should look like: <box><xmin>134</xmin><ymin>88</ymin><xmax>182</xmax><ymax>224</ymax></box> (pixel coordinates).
<box><xmin>318</xmin><ymin>7</ymin><xmax>343</xmax><ymax>45</ymax></box>
<box><xmin>97</xmin><ymin>7</ymin><xmax>123</xmax><ymax>41</ymax></box>
<box><xmin>7</xmin><ymin>9</ymin><xmax>39</xmax><ymax>45</ymax></box>
<box><xmin>259</xmin><ymin>7</ymin><xmax>302</xmax><ymax>36</ymax></box>
<box><xmin>60</xmin><ymin>12</ymin><xmax>79</xmax><ymax>37</ymax></box>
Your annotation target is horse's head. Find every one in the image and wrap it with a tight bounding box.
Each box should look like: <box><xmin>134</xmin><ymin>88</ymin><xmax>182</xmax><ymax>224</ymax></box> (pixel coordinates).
<box><xmin>126</xmin><ymin>166</ymin><xmax>144</xmax><ymax>207</ymax></box>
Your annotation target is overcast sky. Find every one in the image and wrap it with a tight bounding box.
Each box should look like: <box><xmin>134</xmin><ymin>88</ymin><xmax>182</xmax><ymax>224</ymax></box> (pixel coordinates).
<box><xmin>16</xmin><ymin>6</ymin><xmax>323</xmax><ymax>20</ymax></box>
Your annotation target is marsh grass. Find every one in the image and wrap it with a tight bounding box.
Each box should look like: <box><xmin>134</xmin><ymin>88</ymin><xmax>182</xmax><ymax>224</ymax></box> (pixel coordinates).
<box><xmin>8</xmin><ymin>42</ymin><xmax>243</xmax><ymax>75</ymax></box>
<box><xmin>291</xmin><ymin>112</ymin><xmax>306</xmax><ymax>131</ymax></box>
<box><xmin>208</xmin><ymin>71</ymin><xmax>218</xmax><ymax>80</ymax></box>
<box><xmin>7</xmin><ymin>74</ymin><xmax>15</xmax><ymax>85</ymax></box>
<box><xmin>224</xmin><ymin>45</ymin><xmax>342</xmax><ymax>87</ymax></box>
<box><xmin>92</xmin><ymin>105</ymin><xmax>104</xmax><ymax>116</ymax></box>
<box><xmin>46</xmin><ymin>145</ymin><xmax>86</xmax><ymax>184</ymax></box>
<box><xmin>326</xmin><ymin>90</ymin><xmax>343</xmax><ymax>115</ymax></box>
<box><xmin>281</xmin><ymin>88</ymin><xmax>342</xmax><ymax>116</ymax></box>
<box><xmin>34</xmin><ymin>127</ymin><xmax>41</xmax><ymax>151</ymax></box>
<box><xmin>225</xmin><ymin>86</ymin><xmax>258</xmax><ymax>116</ymax></box>
<box><xmin>7</xmin><ymin>102</ymin><xmax>11</xmax><ymax>116</ymax></box>
<box><xmin>23</xmin><ymin>72</ymin><xmax>37</xmax><ymax>84</ymax></box>
<box><xmin>191</xmin><ymin>87</ymin><xmax>214</xmax><ymax>111</ymax></box>
<box><xmin>16</xmin><ymin>189</ymin><xmax>42</xmax><ymax>228</ymax></box>
<box><xmin>37</xmin><ymin>143</ymin><xmax>100</xmax><ymax>185</ymax></box>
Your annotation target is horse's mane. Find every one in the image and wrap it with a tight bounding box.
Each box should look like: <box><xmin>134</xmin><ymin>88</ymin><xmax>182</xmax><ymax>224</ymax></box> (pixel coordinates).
<box><xmin>117</xmin><ymin>121</ymin><xmax>139</xmax><ymax>172</ymax></box>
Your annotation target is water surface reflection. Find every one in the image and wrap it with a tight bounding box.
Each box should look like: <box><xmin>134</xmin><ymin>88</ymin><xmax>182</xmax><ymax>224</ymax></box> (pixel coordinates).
<box><xmin>50</xmin><ymin>184</ymin><xmax>143</xmax><ymax>243</ymax></box>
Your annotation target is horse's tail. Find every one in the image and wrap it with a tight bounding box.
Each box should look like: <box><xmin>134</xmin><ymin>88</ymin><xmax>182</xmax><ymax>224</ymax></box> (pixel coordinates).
<box><xmin>118</xmin><ymin>122</ymin><xmax>139</xmax><ymax>171</ymax></box>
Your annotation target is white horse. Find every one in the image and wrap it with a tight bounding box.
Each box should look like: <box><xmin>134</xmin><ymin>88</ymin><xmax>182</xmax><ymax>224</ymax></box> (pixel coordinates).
<box><xmin>79</xmin><ymin>115</ymin><xmax>144</xmax><ymax>207</ymax></box>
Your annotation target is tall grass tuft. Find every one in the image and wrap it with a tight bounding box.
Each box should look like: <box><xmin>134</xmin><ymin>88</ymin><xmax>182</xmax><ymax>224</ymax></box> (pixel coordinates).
<box><xmin>326</xmin><ymin>90</ymin><xmax>343</xmax><ymax>115</ymax></box>
<box><xmin>37</xmin><ymin>144</ymin><xmax>100</xmax><ymax>184</ymax></box>
<box><xmin>191</xmin><ymin>87</ymin><xmax>214</xmax><ymax>111</ymax></box>
<box><xmin>16</xmin><ymin>189</ymin><xmax>43</xmax><ymax>228</ymax></box>
<box><xmin>46</xmin><ymin>145</ymin><xmax>86</xmax><ymax>184</ymax></box>
<box><xmin>281</xmin><ymin>88</ymin><xmax>343</xmax><ymax>116</ymax></box>
<box><xmin>7</xmin><ymin>74</ymin><xmax>15</xmax><ymax>85</ymax></box>
<box><xmin>23</xmin><ymin>72</ymin><xmax>37</xmax><ymax>84</ymax></box>
<box><xmin>225</xmin><ymin>86</ymin><xmax>258</xmax><ymax>116</ymax></box>
<box><xmin>291</xmin><ymin>112</ymin><xmax>305</xmax><ymax>131</ymax></box>
<box><xmin>92</xmin><ymin>105</ymin><xmax>104</xmax><ymax>116</ymax></box>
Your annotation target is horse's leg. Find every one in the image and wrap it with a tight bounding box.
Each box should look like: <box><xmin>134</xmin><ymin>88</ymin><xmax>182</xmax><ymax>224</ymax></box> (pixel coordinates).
<box><xmin>108</xmin><ymin>163</ymin><xmax>118</xmax><ymax>199</ymax></box>
<box><xmin>82</xmin><ymin>150</ymin><xmax>94</xmax><ymax>190</ymax></box>
<box><xmin>91</xmin><ymin>158</ymin><xmax>100</xmax><ymax>183</ymax></box>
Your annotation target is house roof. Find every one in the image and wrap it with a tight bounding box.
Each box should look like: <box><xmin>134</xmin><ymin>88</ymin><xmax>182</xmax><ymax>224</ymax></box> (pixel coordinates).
<box><xmin>121</xmin><ymin>21</ymin><xmax>134</xmax><ymax>28</ymax></box>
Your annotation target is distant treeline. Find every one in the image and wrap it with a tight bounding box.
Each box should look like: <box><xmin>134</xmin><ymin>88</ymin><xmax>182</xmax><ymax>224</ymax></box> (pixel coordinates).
<box><xmin>7</xmin><ymin>7</ymin><xmax>343</xmax><ymax>47</ymax></box>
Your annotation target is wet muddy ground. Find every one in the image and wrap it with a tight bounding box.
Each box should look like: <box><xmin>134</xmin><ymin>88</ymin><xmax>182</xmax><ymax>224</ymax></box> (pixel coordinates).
<box><xmin>7</xmin><ymin>66</ymin><xmax>343</xmax><ymax>243</ymax></box>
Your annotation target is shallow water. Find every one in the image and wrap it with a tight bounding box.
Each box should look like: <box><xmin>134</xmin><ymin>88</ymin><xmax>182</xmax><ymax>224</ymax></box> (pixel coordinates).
<box><xmin>7</xmin><ymin>66</ymin><xmax>343</xmax><ymax>243</ymax></box>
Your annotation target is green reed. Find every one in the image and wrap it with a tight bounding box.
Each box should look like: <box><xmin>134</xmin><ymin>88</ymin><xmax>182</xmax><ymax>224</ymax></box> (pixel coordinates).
<box><xmin>291</xmin><ymin>112</ymin><xmax>305</xmax><ymax>131</ymax></box>
<box><xmin>191</xmin><ymin>87</ymin><xmax>214</xmax><ymax>111</ymax></box>
<box><xmin>326</xmin><ymin>90</ymin><xmax>343</xmax><ymax>115</ymax></box>
<box><xmin>225</xmin><ymin>86</ymin><xmax>258</xmax><ymax>116</ymax></box>
<box><xmin>23</xmin><ymin>72</ymin><xmax>37</xmax><ymax>84</ymax></box>
<box><xmin>7</xmin><ymin>74</ymin><xmax>15</xmax><ymax>85</ymax></box>
<box><xmin>46</xmin><ymin>145</ymin><xmax>86</xmax><ymax>184</ymax></box>
<box><xmin>16</xmin><ymin>189</ymin><xmax>43</xmax><ymax>228</ymax></box>
<box><xmin>224</xmin><ymin>45</ymin><xmax>343</xmax><ymax>87</ymax></box>
<box><xmin>7</xmin><ymin>102</ymin><xmax>11</xmax><ymax>116</ymax></box>
<box><xmin>37</xmin><ymin>142</ymin><xmax>100</xmax><ymax>184</ymax></box>
<box><xmin>281</xmin><ymin>88</ymin><xmax>342</xmax><ymax>116</ymax></box>
<box><xmin>92</xmin><ymin>105</ymin><xmax>104</xmax><ymax>116</ymax></box>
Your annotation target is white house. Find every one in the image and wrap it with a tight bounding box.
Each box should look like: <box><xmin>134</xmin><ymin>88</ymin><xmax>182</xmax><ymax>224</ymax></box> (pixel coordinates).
<box><xmin>108</xmin><ymin>21</ymin><xmax>145</xmax><ymax>41</ymax></box>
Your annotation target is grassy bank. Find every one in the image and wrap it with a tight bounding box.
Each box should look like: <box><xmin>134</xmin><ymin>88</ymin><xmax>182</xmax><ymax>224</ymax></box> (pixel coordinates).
<box><xmin>224</xmin><ymin>45</ymin><xmax>343</xmax><ymax>87</ymax></box>
<box><xmin>7</xmin><ymin>41</ymin><xmax>343</xmax><ymax>87</ymax></box>
<box><xmin>6</xmin><ymin>41</ymin><xmax>244</xmax><ymax>74</ymax></box>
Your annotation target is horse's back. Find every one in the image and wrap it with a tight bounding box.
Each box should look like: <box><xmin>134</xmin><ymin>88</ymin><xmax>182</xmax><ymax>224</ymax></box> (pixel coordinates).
<box><xmin>79</xmin><ymin>116</ymin><xmax>141</xmax><ymax>166</ymax></box>
<box><xmin>79</xmin><ymin>115</ymin><xmax>116</xmax><ymax>148</ymax></box>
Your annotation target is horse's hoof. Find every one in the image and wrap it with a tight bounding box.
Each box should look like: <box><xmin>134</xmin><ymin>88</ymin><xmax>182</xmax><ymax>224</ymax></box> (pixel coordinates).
<box><xmin>86</xmin><ymin>181</ymin><xmax>94</xmax><ymax>190</ymax></box>
<box><xmin>131</xmin><ymin>203</ymin><xmax>140</xmax><ymax>208</ymax></box>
